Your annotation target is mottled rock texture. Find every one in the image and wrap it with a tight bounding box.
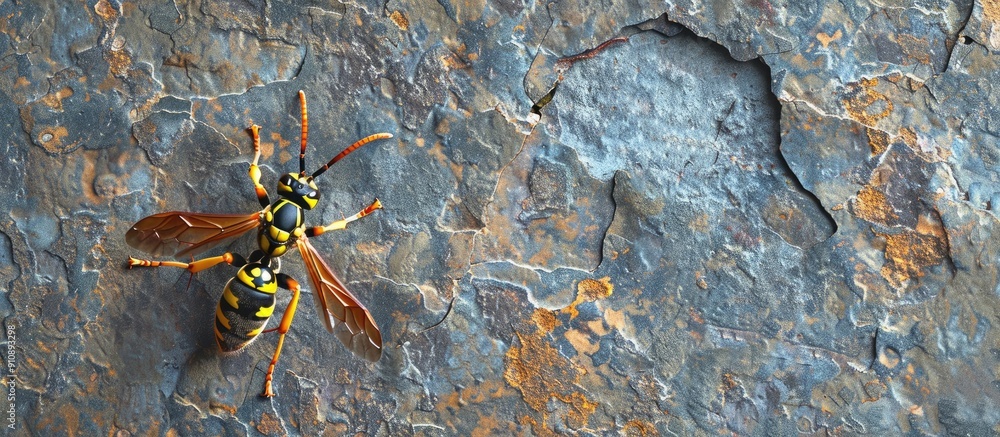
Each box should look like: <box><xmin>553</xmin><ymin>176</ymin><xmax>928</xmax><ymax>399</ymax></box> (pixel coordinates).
<box><xmin>2</xmin><ymin>0</ymin><xmax>999</xmax><ymax>435</ymax></box>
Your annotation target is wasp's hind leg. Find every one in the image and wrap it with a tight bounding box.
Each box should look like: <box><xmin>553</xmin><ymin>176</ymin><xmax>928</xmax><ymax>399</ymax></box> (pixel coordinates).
<box><xmin>260</xmin><ymin>273</ymin><xmax>301</xmax><ymax>398</ymax></box>
<box><xmin>127</xmin><ymin>252</ymin><xmax>247</xmax><ymax>273</ymax></box>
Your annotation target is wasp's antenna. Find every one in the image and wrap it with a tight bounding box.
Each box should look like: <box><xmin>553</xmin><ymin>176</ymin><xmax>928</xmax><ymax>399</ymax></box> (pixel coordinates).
<box><xmin>298</xmin><ymin>90</ymin><xmax>309</xmax><ymax>176</ymax></box>
<box><xmin>311</xmin><ymin>133</ymin><xmax>393</xmax><ymax>178</ymax></box>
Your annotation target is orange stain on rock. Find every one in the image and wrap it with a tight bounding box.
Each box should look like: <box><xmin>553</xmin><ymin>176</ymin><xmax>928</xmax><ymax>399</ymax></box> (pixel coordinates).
<box><xmin>586</xmin><ymin>318</ymin><xmax>609</xmax><ymax>336</ymax></box>
<box><xmin>40</xmin><ymin>86</ymin><xmax>74</xmax><ymax>111</ymax></box>
<box><xmin>503</xmin><ymin>331</ymin><xmax>573</xmax><ymax>412</ymax></box>
<box><xmin>862</xmin><ymin>379</ymin><xmax>887</xmax><ymax>402</ymax></box>
<box><xmin>565</xmin><ymin>277</ymin><xmax>613</xmax><ymax>319</ymax></box>
<box><xmin>842</xmin><ymin>77</ymin><xmax>893</xmax><ymax>126</ymax></box>
<box><xmin>106</xmin><ymin>47</ymin><xmax>132</xmax><ymax>76</ymax></box>
<box><xmin>853</xmin><ymin>185</ymin><xmax>898</xmax><ymax>225</ymax></box>
<box><xmin>532</xmin><ymin>308</ymin><xmax>560</xmax><ymax>334</ymax></box>
<box><xmin>688</xmin><ymin>212</ymin><xmax>710</xmax><ymax>233</ymax></box>
<box><xmin>603</xmin><ymin>307</ymin><xmax>627</xmax><ymax>332</ymax></box>
<box><xmin>621</xmin><ymin>419</ymin><xmax>657</xmax><ymax>436</ymax></box>
<box><xmin>389</xmin><ymin>10</ymin><xmax>409</xmax><ymax>31</ymax></box>
<box><xmin>503</xmin><ymin>329</ymin><xmax>598</xmax><ymax>430</ymax></box>
<box><xmin>816</xmin><ymin>29</ymin><xmax>842</xmax><ymax>48</ymax></box>
<box><xmin>93</xmin><ymin>0</ymin><xmax>119</xmax><ymax>20</ymax></box>
<box><xmin>565</xmin><ymin>328</ymin><xmax>599</xmax><ymax>355</ymax></box>
<box><xmin>866</xmin><ymin>127</ymin><xmax>890</xmax><ymax>155</ymax></box>
<box><xmin>255</xmin><ymin>412</ymin><xmax>283</xmax><ymax>435</ymax></box>
<box><xmin>471</xmin><ymin>413</ymin><xmax>500</xmax><ymax>437</ymax></box>
<box><xmin>268</xmin><ymin>132</ymin><xmax>291</xmax><ymax>160</ymax></box>
<box><xmin>37</xmin><ymin>126</ymin><xmax>73</xmax><ymax>155</ymax></box>
<box><xmin>79</xmin><ymin>150</ymin><xmax>103</xmax><ymax>204</ymax></box>
<box><xmin>879</xmin><ymin>232</ymin><xmax>948</xmax><ymax>288</ymax></box>
<box><xmin>877</xmin><ymin>221</ymin><xmax>949</xmax><ymax>288</ymax></box>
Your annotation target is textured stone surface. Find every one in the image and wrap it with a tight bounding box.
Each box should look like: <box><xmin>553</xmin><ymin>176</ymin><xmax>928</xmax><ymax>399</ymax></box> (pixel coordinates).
<box><xmin>2</xmin><ymin>0</ymin><xmax>1000</xmax><ymax>435</ymax></box>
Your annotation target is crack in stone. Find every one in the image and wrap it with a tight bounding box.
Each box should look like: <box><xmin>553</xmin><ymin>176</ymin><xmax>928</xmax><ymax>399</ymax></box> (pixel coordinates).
<box><xmin>527</xmin><ymin>81</ymin><xmax>558</xmax><ymax>125</ymax></box>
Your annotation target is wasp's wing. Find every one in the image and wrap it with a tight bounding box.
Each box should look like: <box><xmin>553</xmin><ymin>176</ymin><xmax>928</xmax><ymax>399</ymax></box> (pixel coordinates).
<box><xmin>125</xmin><ymin>211</ymin><xmax>261</xmax><ymax>258</ymax></box>
<box><xmin>298</xmin><ymin>237</ymin><xmax>382</xmax><ymax>361</ymax></box>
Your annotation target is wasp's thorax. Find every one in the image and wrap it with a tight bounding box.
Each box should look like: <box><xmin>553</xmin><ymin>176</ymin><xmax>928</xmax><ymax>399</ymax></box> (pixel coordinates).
<box><xmin>277</xmin><ymin>173</ymin><xmax>321</xmax><ymax>210</ymax></box>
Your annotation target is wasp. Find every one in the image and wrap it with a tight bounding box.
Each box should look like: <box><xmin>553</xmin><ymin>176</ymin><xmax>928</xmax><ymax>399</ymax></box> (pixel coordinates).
<box><xmin>126</xmin><ymin>91</ymin><xmax>391</xmax><ymax>397</ymax></box>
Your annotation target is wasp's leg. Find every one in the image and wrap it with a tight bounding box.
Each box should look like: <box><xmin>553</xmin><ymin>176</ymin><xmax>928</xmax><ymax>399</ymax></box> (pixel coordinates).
<box><xmin>248</xmin><ymin>125</ymin><xmax>271</xmax><ymax>208</ymax></box>
<box><xmin>305</xmin><ymin>198</ymin><xmax>383</xmax><ymax>238</ymax></box>
<box><xmin>260</xmin><ymin>273</ymin><xmax>301</xmax><ymax>398</ymax></box>
<box><xmin>128</xmin><ymin>252</ymin><xmax>247</xmax><ymax>273</ymax></box>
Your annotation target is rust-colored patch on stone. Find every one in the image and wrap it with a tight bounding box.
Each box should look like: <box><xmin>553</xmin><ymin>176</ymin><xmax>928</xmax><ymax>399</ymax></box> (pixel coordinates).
<box><xmin>436</xmin><ymin>379</ymin><xmax>512</xmax><ymax>423</ymax></box>
<box><xmin>816</xmin><ymin>29</ymin><xmax>842</xmax><ymax>48</ymax></box>
<box><xmin>565</xmin><ymin>328</ymin><xmax>599</xmax><ymax>355</ymax></box>
<box><xmin>621</xmin><ymin>419</ymin><xmax>657</xmax><ymax>436</ymax></box>
<box><xmin>689</xmin><ymin>212</ymin><xmax>711</xmax><ymax>234</ymax></box>
<box><xmin>842</xmin><ymin>77</ymin><xmax>893</xmax><ymax>126</ymax></box>
<box><xmin>34</xmin><ymin>403</ymin><xmax>82</xmax><ymax>436</ymax></box>
<box><xmin>266</xmin><ymin>131</ymin><xmax>292</xmax><ymax>165</ymax></box>
<box><xmin>563</xmin><ymin>391</ymin><xmax>599</xmax><ymax>429</ymax></box>
<box><xmin>532</xmin><ymin>308</ymin><xmax>560</xmax><ymax>334</ymax></box>
<box><xmin>877</xmin><ymin>219</ymin><xmax>949</xmax><ymax>288</ymax></box>
<box><xmin>389</xmin><ymin>10</ymin><xmax>409</xmax><ymax>31</ymax></box>
<box><xmin>985</xmin><ymin>0</ymin><xmax>1000</xmax><ymax>23</ymax></box>
<box><xmin>93</xmin><ymin>0</ymin><xmax>119</xmax><ymax>20</ymax></box>
<box><xmin>79</xmin><ymin>150</ymin><xmax>104</xmax><ymax>204</ymax></box>
<box><xmin>898</xmin><ymin>126</ymin><xmax>917</xmax><ymax>149</ymax></box>
<box><xmin>853</xmin><ymin>185</ymin><xmax>898</xmax><ymax>225</ymax></box>
<box><xmin>602</xmin><ymin>307</ymin><xmax>629</xmax><ymax>335</ymax></box>
<box><xmin>897</xmin><ymin>125</ymin><xmax>951</xmax><ymax>163</ymax></box>
<box><xmin>577</xmin><ymin>277</ymin><xmax>613</xmax><ymax>301</ymax></box>
<box><xmin>106</xmin><ymin>47</ymin><xmax>132</xmax><ymax>77</ymax></box>
<box><xmin>471</xmin><ymin>413</ymin><xmax>501</xmax><ymax>437</ymax></box>
<box><xmin>256</xmin><ymin>411</ymin><xmax>283</xmax><ymax>435</ymax></box>
<box><xmin>35</xmin><ymin>125</ymin><xmax>73</xmax><ymax>155</ymax></box>
<box><xmin>40</xmin><ymin>86</ymin><xmax>75</xmax><ymax>112</ymax></box>
<box><xmin>565</xmin><ymin>277</ymin><xmax>613</xmax><ymax>319</ymax></box>
<box><xmin>721</xmin><ymin>372</ymin><xmax>739</xmax><ymax>391</ymax></box>
<box><xmin>983</xmin><ymin>0</ymin><xmax>1000</xmax><ymax>49</ymax></box>
<box><xmin>866</xmin><ymin>127</ymin><xmax>890</xmax><ymax>155</ymax></box>
<box><xmin>210</xmin><ymin>400</ymin><xmax>238</xmax><ymax>417</ymax></box>
<box><xmin>503</xmin><ymin>333</ymin><xmax>596</xmax><ymax>422</ymax></box>
<box><xmin>334</xmin><ymin>367</ymin><xmax>351</xmax><ymax>385</ymax></box>
<box><xmin>503</xmin><ymin>316</ymin><xmax>598</xmax><ymax>430</ymax></box>
<box><xmin>862</xmin><ymin>379</ymin><xmax>887</xmax><ymax>403</ymax></box>
<box><xmin>518</xmin><ymin>415</ymin><xmax>544</xmax><ymax>436</ymax></box>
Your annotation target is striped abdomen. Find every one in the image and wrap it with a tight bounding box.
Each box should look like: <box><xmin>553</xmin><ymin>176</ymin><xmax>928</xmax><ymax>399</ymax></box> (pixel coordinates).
<box><xmin>215</xmin><ymin>263</ymin><xmax>278</xmax><ymax>352</ymax></box>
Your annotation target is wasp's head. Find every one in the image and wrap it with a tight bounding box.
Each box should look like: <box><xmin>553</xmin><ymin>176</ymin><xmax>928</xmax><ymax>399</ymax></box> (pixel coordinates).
<box><xmin>277</xmin><ymin>173</ymin><xmax>320</xmax><ymax>209</ymax></box>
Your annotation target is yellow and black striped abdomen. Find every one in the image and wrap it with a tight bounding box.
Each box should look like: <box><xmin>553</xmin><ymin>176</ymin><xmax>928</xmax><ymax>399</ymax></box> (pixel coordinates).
<box><xmin>215</xmin><ymin>263</ymin><xmax>278</xmax><ymax>352</ymax></box>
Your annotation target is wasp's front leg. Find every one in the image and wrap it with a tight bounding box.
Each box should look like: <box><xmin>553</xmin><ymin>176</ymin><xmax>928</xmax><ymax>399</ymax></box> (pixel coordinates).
<box><xmin>305</xmin><ymin>198</ymin><xmax>383</xmax><ymax>238</ymax></box>
<box><xmin>248</xmin><ymin>125</ymin><xmax>271</xmax><ymax>208</ymax></box>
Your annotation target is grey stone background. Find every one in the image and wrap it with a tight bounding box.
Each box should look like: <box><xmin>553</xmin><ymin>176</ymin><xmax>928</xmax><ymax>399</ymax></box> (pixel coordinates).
<box><xmin>1</xmin><ymin>0</ymin><xmax>999</xmax><ymax>435</ymax></box>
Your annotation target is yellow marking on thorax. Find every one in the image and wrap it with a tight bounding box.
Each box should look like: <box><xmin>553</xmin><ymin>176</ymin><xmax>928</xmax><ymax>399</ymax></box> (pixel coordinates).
<box><xmin>269</xmin><ymin>226</ymin><xmax>289</xmax><ymax>240</ymax></box>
